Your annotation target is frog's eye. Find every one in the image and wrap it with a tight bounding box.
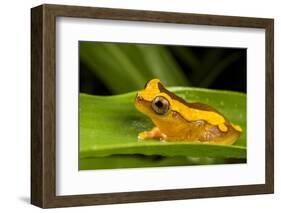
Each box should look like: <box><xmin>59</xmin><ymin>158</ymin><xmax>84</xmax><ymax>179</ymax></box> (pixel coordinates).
<box><xmin>152</xmin><ymin>96</ymin><xmax>170</xmax><ymax>115</ymax></box>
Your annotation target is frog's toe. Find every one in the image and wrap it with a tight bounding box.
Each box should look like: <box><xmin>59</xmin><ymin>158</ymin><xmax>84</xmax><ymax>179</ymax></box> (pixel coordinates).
<box><xmin>138</xmin><ymin>131</ymin><xmax>148</xmax><ymax>140</ymax></box>
<box><xmin>138</xmin><ymin>128</ymin><xmax>167</xmax><ymax>141</ymax></box>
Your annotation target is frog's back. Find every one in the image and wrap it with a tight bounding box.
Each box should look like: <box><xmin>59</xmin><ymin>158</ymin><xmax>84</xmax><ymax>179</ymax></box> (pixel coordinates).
<box><xmin>187</xmin><ymin>102</ymin><xmax>230</xmax><ymax>122</ymax></box>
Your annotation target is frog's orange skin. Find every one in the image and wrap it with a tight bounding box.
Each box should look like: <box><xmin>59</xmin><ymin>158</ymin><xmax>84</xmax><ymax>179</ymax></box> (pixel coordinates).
<box><xmin>135</xmin><ymin>79</ymin><xmax>242</xmax><ymax>144</ymax></box>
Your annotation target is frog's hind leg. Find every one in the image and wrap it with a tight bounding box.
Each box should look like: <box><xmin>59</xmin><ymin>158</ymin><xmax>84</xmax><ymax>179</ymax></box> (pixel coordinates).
<box><xmin>204</xmin><ymin>124</ymin><xmax>241</xmax><ymax>145</ymax></box>
<box><xmin>138</xmin><ymin>127</ymin><xmax>167</xmax><ymax>141</ymax></box>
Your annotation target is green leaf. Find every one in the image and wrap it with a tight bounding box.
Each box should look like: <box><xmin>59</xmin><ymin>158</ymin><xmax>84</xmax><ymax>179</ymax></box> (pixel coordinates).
<box><xmin>80</xmin><ymin>155</ymin><xmax>240</xmax><ymax>170</ymax></box>
<box><xmin>80</xmin><ymin>87</ymin><xmax>246</xmax><ymax>170</ymax></box>
<box><xmin>79</xmin><ymin>42</ymin><xmax>190</xmax><ymax>94</ymax></box>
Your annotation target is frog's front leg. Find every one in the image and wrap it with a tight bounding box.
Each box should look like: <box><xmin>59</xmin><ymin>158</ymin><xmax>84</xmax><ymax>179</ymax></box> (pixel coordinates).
<box><xmin>138</xmin><ymin>127</ymin><xmax>167</xmax><ymax>141</ymax></box>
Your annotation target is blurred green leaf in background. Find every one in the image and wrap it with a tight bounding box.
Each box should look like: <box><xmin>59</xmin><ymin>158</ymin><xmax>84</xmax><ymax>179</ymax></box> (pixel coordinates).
<box><xmin>80</xmin><ymin>42</ymin><xmax>190</xmax><ymax>94</ymax></box>
<box><xmin>79</xmin><ymin>42</ymin><xmax>246</xmax><ymax>95</ymax></box>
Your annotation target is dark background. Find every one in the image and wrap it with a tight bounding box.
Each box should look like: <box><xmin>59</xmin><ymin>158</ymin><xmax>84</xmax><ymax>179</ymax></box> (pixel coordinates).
<box><xmin>79</xmin><ymin>42</ymin><xmax>246</xmax><ymax>95</ymax></box>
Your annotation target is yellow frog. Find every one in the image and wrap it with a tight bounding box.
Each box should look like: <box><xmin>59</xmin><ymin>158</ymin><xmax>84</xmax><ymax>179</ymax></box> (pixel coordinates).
<box><xmin>135</xmin><ymin>79</ymin><xmax>242</xmax><ymax>144</ymax></box>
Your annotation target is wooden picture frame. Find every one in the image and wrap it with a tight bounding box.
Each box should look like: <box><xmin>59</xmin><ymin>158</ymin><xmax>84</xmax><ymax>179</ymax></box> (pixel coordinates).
<box><xmin>31</xmin><ymin>4</ymin><xmax>274</xmax><ymax>208</ymax></box>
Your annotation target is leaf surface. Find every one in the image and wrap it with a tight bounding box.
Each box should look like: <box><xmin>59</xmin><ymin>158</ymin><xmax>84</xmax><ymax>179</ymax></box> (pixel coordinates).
<box><xmin>80</xmin><ymin>87</ymin><xmax>246</xmax><ymax>170</ymax></box>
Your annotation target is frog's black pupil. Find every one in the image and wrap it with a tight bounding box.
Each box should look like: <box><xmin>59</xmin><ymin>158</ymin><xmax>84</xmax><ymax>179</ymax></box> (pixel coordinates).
<box><xmin>155</xmin><ymin>101</ymin><xmax>163</xmax><ymax>108</ymax></box>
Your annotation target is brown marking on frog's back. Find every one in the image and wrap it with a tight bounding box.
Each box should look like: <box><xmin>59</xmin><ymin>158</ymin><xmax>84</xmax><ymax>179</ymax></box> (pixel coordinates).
<box><xmin>157</xmin><ymin>82</ymin><xmax>227</xmax><ymax>119</ymax></box>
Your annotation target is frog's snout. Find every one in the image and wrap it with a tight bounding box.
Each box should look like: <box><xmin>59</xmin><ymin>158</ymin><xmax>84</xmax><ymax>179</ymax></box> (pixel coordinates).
<box><xmin>135</xmin><ymin>93</ymin><xmax>144</xmax><ymax>103</ymax></box>
<box><xmin>135</xmin><ymin>92</ymin><xmax>152</xmax><ymax>116</ymax></box>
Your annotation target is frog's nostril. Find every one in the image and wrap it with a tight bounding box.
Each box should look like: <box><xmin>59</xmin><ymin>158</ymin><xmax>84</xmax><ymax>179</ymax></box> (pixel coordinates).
<box><xmin>136</xmin><ymin>94</ymin><xmax>143</xmax><ymax>102</ymax></box>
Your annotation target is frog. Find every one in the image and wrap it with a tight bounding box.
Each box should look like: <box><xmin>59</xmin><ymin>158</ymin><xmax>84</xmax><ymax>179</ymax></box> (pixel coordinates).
<box><xmin>134</xmin><ymin>79</ymin><xmax>242</xmax><ymax>144</ymax></box>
